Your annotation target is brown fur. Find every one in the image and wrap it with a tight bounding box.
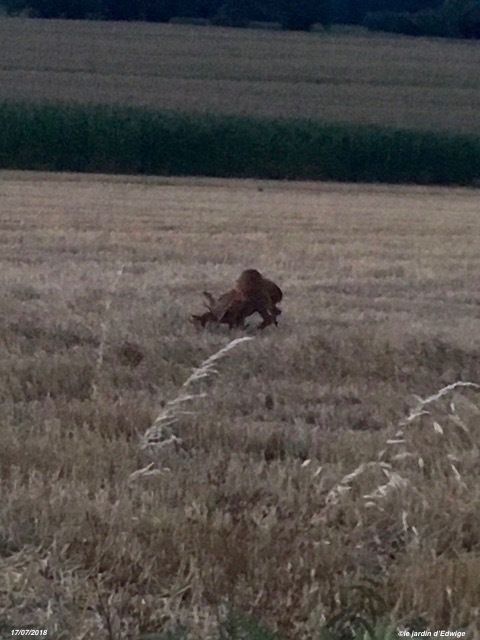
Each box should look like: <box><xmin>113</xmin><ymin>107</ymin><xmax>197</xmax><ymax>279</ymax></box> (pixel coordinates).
<box><xmin>191</xmin><ymin>269</ymin><xmax>283</xmax><ymax>330</ymax></box>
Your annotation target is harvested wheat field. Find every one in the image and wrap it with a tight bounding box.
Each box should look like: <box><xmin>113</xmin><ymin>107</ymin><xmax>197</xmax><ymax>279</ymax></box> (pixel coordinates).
<box><xmin>2</xmin><ymin>17</ymin><xmax>480</xmax><ymax>134</ymax></box>
<box><xmin>1</xmin><ymin>171</ymin><xmax>480</xmax><ymax>639</ymax></box>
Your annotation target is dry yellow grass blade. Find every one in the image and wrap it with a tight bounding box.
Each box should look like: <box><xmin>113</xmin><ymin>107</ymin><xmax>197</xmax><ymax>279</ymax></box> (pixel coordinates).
<box><xmin>140</xmin><ymin>336</ymin><xmax>253</xmax><ymax>450</ymax></box>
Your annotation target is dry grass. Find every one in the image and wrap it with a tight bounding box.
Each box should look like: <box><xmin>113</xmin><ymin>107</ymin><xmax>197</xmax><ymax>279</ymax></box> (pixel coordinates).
<box><xmin>1</xmin><ymin>170</ymin><xmax>480</xmax><ymax>638</ymax></box>
<box><xmin>1</xmin><ymin>18</ymin><xmax>480</xmax><ymax>134</ymax></box>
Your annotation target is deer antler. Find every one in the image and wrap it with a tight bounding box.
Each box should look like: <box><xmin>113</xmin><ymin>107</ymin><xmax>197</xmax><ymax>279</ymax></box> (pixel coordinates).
<box><xmin>202</xmin><ymin>292</ymin><xmax>215</xmax><ymax>306</ymax></box>
<box><xmin>202</xmin><ymin>291</ymin><xmax>217</xmax><ymax>310</ymax></box>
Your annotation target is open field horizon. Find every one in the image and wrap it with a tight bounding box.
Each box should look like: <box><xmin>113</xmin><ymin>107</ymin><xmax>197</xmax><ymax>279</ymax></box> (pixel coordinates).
<box><xmin>1</xmin><ymin>171</ymin><xmax>480</xmax><ymax>638</ymax></box>
<box><xmin>2</xmin><ymin>17</ymin><xmax>480</xmax><ymax>134</ymax></box>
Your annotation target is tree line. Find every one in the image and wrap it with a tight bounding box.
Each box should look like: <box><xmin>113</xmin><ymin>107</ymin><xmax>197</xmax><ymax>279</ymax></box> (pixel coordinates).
<box><xmin>2</xmin><ymin>0</ymin><xmax>479</xmax><ymax>38</ymax></box>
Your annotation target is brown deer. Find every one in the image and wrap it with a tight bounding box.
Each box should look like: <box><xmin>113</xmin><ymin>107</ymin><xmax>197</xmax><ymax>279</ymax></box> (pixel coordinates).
<box><xmin>191</xmin><ymin>269</ymin><xmax>282</xmax><ymax>330</ymax></box>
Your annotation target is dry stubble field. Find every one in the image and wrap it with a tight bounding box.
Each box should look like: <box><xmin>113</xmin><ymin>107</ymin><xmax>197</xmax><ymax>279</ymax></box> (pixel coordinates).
<box><xmin>1</xmin><ymin>171</ymin><xmax>480</xmax><ymax>638</ymax></box>
<box><xmin>2</xmin><ymin>17</ymin><xmax>480</xmax><ymax>134</ymax></box>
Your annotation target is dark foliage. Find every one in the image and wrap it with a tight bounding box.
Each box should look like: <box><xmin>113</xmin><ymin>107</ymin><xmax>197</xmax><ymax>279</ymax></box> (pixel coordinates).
<box><xmin>363</xmin><ymin>10</ymin><xmax>422</xmax><ymax>35</ymax></box>
<box><xmin>0</xmin><ymin>0</ymin><xmax>456</xmax><ymax>33</ymax></box>
<box><xmin>3</xmin><ymin>0</ymin><xmax>478</xmax><ymax>40</ymax></box>
<box><xmin>364</xmin><ymin>0</ymin><xmax>480</xmax><ymax>39</ymax></box>
<box><xmin>1</xmin><ymin>102</ymin><xmax>480</xmax><ymax>186</ymax></box>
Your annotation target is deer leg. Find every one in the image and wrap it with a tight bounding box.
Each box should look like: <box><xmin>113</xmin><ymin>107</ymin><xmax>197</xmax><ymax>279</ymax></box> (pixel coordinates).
<box><xmin>257</xmin><ymin>303</ymin><xmax>275</xmax><ymax>330</ymax></box>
